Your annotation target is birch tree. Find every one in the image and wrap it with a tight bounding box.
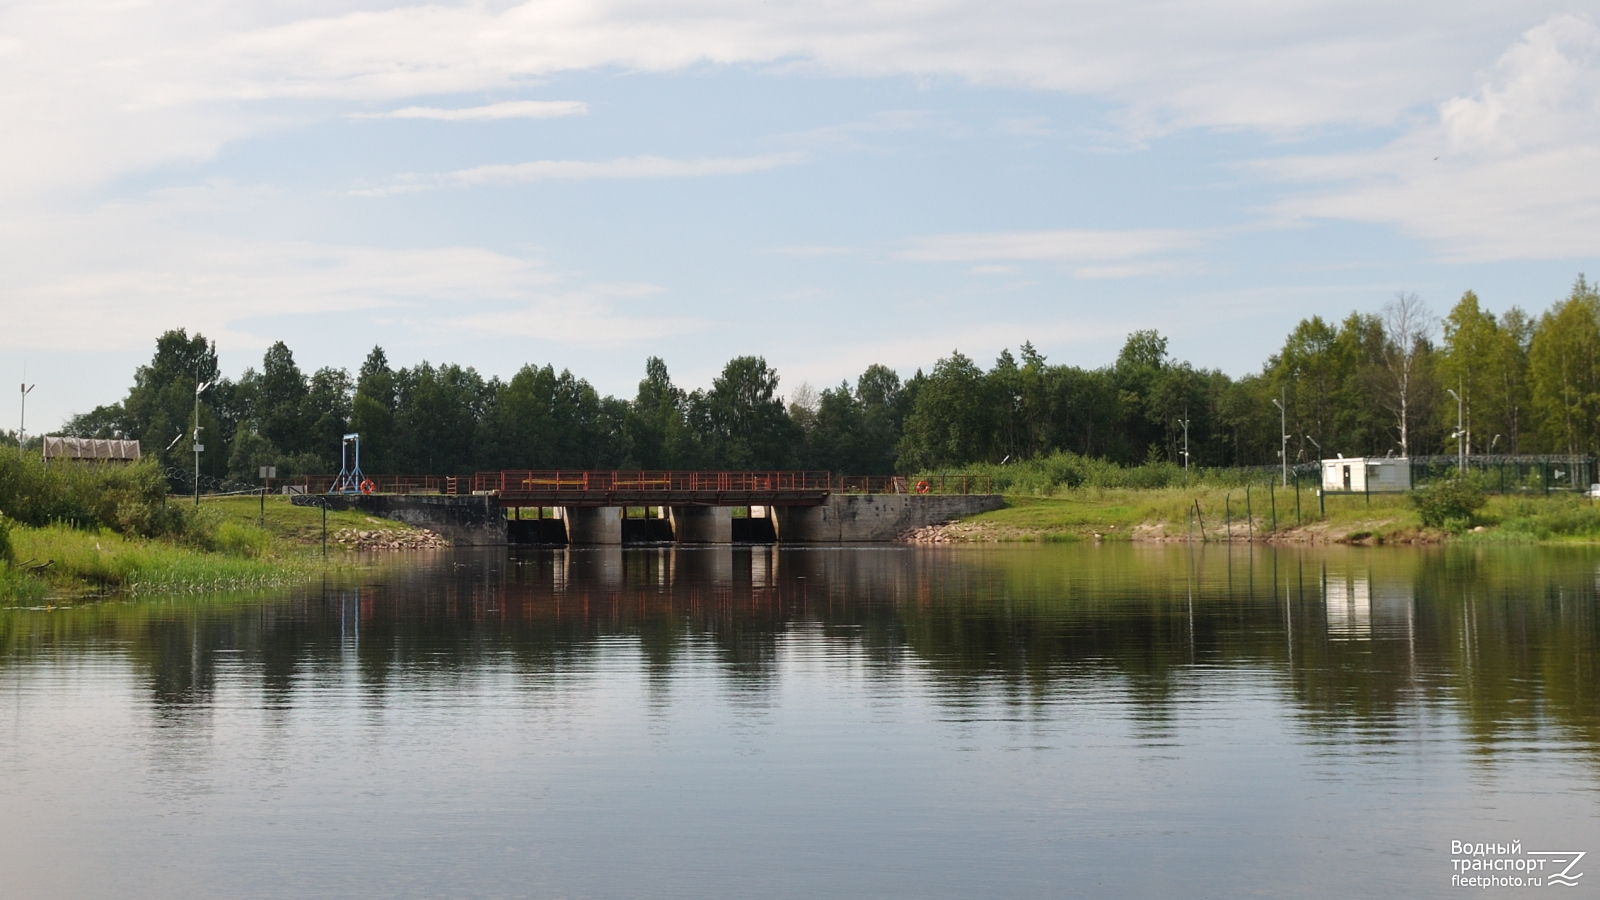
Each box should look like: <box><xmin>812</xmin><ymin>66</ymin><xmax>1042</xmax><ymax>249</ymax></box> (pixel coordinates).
<box><xmin>1381</xmin><ymin>292</ymin><xmax>1432</xmax><ymax>458</ymax></box>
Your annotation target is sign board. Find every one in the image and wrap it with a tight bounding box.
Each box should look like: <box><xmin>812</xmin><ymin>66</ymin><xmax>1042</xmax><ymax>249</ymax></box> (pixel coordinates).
<box><xmin>259</xmin><ymin>466</ymin><xmax>277</xmax><ymax>479</ymax></box>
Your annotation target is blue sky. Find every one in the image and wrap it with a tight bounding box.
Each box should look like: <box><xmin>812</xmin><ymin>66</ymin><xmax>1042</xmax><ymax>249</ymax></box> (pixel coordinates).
<box><xmin>3</xmin><ymin>2</ymin><xmax>1598</xmax><ymax>431</ymax></box>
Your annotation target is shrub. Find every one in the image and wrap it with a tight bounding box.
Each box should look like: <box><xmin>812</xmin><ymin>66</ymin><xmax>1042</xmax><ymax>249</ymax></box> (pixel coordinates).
<box><xmin>0</xmin><ymin>454</ymin><xmax>188</xmax><ymax>538</ymax></box>
<box><xmin>1411</xmin><ymin>477</ymin><xmax>1487</xmax><ymax>530</ymax></box>
<box><xmin>0</xmin><ymin>513</ymin><xmax>13</xmax><ymax>564</ymax></box>
<box><xmin>928</xmin><ymin>450</ymin><xmax>1287</xmax><ymax>496</ymax></box>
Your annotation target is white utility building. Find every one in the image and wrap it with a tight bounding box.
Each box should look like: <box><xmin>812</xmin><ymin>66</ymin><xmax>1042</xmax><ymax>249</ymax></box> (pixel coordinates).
<box><xmin>1320</xmin><ymin>457</ymin><xmax>1411</xmax><ymax>493</ymax></box>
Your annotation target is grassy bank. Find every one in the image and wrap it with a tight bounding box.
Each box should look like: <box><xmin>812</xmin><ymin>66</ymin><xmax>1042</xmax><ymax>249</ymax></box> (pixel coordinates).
<box><xmin>2</xmin><ymin>477</ymin><xmax>436</xmax><ymax>602</ymax></box>
<box><xmin>929</xmin><ymin>485</ymin><xmax>1600</xmax><ymax>545</ymax></box>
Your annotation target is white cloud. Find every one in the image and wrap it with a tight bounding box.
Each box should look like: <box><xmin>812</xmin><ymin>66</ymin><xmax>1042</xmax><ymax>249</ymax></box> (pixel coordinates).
<box><xmin>354</xmin><ymin>152</ymin><xmax>806</xmax><ymax>195</ymax></box>
<box><xmin>353</xmin><ymin>100</ymin><xmax>588</xmax><ymax>121</ymax></box>
<box><xmin>451</xmin><ymin>288</ymin><xmax>708</xmax><ymax>348</ymax></box>
<box><xmin>446</xmin><ymin>152</ymin><xmax>806</xmax><ymax>185</ymax></box>
<box><xmin>0</xmin><ymin>0</ymin><xmax>1547</xmax><ymax>197</ymax></box>
<box><xmin>901</xmin><ymin>228</ymin><xmax>1205</xmax><ymax>262</ymax></box>
<box><xmin>0</xmin><ymin>191</ymin><xmax>699</xmax><ymax>354</ymax></box>
<box><xmin>1266</xmin><ymin>15</ymin><xmax>1600</xmax><ymax>261</ymax></box>
<box><xmin>770</xmin><ymin>245</ymin><xmax>861</xmax><ymax>257</ymax></box>
<box><xmin>996</xmin><ymin>116</ymin><xmax>1052</xmax><ymax>137</ymax></box>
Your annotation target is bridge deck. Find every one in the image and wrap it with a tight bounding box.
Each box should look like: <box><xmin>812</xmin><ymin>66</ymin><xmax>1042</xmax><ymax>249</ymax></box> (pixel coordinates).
<box><xmin>476</xmin><ymin>470</ymin><xmax>834</xmax><ymax>508</ymax></box>
<box><xmin>287</xmin><ymin>471</ymin><xmax>991</xmax><ymax>505</ymax></box>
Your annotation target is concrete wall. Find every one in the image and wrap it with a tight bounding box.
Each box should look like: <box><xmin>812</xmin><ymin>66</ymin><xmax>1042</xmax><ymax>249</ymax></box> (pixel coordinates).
<box><xmin>772</xmin><ymin>494</ymin><xmax>1004</xmax><ymax>543</ymax></box>
<box><xmin>293</xmin><ymin>492</ymin><xmax>1002</xmax><ymax>546</ymax></box>
<box><xmin>670</xmin><ymin>506</ymin><xmax>732</xmax><ymax>543</ymax></box>
<box><xmin>293</xmin><ymin>494</ymin><xmax>507</xmax><ymax>546</ymax></box>
<box><xmin>566</xmin><ymin>506</ymin><xmax>622</xmax><ymax>544</ymax></box>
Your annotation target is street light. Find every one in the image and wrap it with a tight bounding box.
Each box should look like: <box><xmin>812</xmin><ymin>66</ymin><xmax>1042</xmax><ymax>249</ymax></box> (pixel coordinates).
<box><xmin>19</xmin><ymin>380</ymin><xmax>35</xmax><ymax>453</ymax></box>
<box><xmin>1304</xmin><ymin>434</ymin><xmax>1322</xmax><ymax>456</ymax></box>
<box><xmin>1270</xmin><ymin>391</ymin><xmax>1288</xmax><ymax>487</ymax></box>
<box><xmin>1176</xmin><ymin>415</ymin><xmax>1191</xmax><ymax>485</ymax></box>
<box><xmin>194</xmin><ymin>379</ymin><xmax>212</xmax><ymax>506</ymax></box>
<box><xmin>1446</xmin><ymin>387</ymin><xmax>1465</xmax><ymax>476</ymax></box>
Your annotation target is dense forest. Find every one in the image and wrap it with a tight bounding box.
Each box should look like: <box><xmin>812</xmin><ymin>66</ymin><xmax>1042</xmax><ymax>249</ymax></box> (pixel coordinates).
<box><xmin>48</xmin><ymin>275</ymin><xmax>1600</xmax><ymax>480</ymax></box>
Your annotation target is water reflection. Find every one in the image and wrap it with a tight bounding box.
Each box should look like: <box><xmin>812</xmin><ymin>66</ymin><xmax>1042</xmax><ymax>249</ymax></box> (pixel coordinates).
<box><xmin>7</xmin><ymin>544</ymin><xmax>1600</xmax><ymax>899</ymax></box>
<box><xmin>2</xmin><ymin>544</ymin><xmax>1597</xmax><ymax>755</ymax></box>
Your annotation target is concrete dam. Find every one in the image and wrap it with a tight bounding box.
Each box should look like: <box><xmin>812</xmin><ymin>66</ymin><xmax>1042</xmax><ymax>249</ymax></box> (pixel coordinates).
<box><xmin>292</xmin><ymin>470</ymin><xmax>1003</xmax><ymax>546</ymax></box>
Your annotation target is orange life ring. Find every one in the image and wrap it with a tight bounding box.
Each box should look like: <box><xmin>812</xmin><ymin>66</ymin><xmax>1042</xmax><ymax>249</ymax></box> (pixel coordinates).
<box><xmin>359</xmin><ymin>479</ymin><xmax>376</xmax><ymax>495</ymax></box>
<box><xmin>916</xmin><ymin>480</ymin><xmax>931</xmax><ymax>494</ymax></box>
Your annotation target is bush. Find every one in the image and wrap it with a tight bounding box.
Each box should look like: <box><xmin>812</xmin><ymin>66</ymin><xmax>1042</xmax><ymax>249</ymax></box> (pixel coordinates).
<box><xmin>932</xmin><ymin>450</ymin><xmax>1288</xmax><ymax>496</ymax></box>
<box><xmin>0</xmin><ymin>454</ymin><xmax>188</xmax><ymax>538</ymax></box>
<box><xmin>0</xmin><ymin>513</ymin><xmax>13</xmax><ymax>564</ymax></box>
<box><xmin>1411</xmin><ymin>477</ymin><xmax>1487</xmax><ymax>530</ymax></box>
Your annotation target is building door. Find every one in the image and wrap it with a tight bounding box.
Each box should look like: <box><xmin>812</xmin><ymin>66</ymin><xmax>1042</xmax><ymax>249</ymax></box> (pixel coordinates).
<box><xmin>1342</xmin><ymin>465</ymin><xmax>1352</xmax><ymax>490</ymax></box>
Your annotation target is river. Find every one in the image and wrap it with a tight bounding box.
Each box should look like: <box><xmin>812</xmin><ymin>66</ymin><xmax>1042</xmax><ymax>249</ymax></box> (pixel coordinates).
<box><xmin>2</xmin><ymin>543</ymin><xmax>1597</xmax><ymax>898</ymax></box>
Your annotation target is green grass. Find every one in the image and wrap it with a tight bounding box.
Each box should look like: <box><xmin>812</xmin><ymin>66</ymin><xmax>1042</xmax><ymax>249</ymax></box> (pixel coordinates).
<box><xmin>8</xmin><ymin>523</ymin><xmax>314</xmax><ymax>595</ymax></box>
<box><xmin>1465</xmin><ymin>494</ymin><xmax>1600</xmax><ymax>542</ymax></box>
<box><xmin>951</xmin><ymin>484</ymin><xmax>1600</xmax><ymax>545</ymax></box>
<box><xmin>0</xmin><ymin>494</ymin><xmax>433</xmax><ymax>601</ymax></box>
<box><xmin>962</xmin><ymin>485</ymin><xmax>1419</xmax><ymax>541</ymax></box>
<box><xmin>195</xmin><ymin>494</ymin><xmax>413</xmax><ymax>545</ymax></box>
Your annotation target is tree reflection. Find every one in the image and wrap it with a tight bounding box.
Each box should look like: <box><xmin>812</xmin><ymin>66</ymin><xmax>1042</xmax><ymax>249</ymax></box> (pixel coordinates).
<box><xmin>1</xmin><ymin>544</ymin><xmax>1596</xmax><ymax>757</ymax></box>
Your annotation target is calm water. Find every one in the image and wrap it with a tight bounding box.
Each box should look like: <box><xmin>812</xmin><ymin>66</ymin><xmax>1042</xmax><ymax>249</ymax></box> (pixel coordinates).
<box><xmin>2</xmin><ymin>544</ymin><xmax>1598</xmax><ymax>899</ymax></box>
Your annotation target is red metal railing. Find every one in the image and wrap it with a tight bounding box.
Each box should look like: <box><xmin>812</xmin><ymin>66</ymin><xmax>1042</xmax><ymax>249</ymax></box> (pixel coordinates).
<box><xmin>288</xmin><ymin>474</ymin><xmax>450</xmax><ymax>495</ymax></box>
<box><xmin>475</xmin><ymin>470</ymin><xmax>835</xmax><ymax>495</ymax></box>
<box><xmin>288</xmin><ymin>471</ymin><xmax>992</xmax><ymax>496</ymax></box>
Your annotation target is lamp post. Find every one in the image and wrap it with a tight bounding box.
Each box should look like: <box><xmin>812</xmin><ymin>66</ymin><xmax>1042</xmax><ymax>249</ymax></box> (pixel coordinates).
<box><xmin>1177</xmin><ymin>415</ymin><xmax>1190</xmax><ymax>485</ymax></box>
<box><xmin>1446</xmin><ymin>387</ymin><xmax>1465</xmax><ymax>476</ymax></box>
<box><xmin>194</xmin><ymin>379</ymin><xmax>212</xmax><ymax>506</ymax></box>
<box><xmin>19</xmin><ymin>380</ymin><xmax>35</xmax><ymax>452</ymax></box>
<box><xmin>1270</xmin><ymin>391</ymin><xmax>1288</xmax><ymax>487</ymax></box>
<box><xmin>1304</xmin><ymin>434</ymin><xmax>1322</xmax><ymax>457</ymax></box>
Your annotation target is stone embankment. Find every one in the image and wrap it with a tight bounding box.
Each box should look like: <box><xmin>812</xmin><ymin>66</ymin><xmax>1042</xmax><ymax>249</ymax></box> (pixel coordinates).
<box><xmin>333</xmin><ymin>527</ymin><xmax>449</xmax><ymax>551</ymax></box>
<box><xmin>899</xmin><ymin>521</ymin><xmax>1055</xmax><ymax>543</ymax></box>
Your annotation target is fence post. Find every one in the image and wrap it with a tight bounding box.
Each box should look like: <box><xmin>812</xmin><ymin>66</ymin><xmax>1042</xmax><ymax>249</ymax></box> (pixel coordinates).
<box><xmin>1246</xmin><ymin>485</ymin><xmax>1253</xmax><ymax>543</ymax></box>
<box><xmin>1270</xmin><ymin>479</ymin><xmax>1277</xmax><ymax>533</ymax></box>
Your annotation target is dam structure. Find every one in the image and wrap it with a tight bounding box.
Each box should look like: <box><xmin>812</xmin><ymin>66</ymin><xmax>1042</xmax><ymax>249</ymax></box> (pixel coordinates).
<box><xmin>293</xmin><ymin>471</ymin><xmax>1003</xmax><ymax>546</ymax></box>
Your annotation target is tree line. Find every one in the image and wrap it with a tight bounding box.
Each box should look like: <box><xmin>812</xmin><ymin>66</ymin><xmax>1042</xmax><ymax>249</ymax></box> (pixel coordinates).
<box><xmin>55</xmin><ymin>275</ymin><xmax>1600</xmax><ymax>480</ymax></box>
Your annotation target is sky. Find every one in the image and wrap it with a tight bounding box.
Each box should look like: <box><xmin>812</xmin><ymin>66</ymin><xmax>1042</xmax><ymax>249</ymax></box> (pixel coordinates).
<box><xmin>2</xmin><ymin>1</ymin><xmax>1598</xmax><ymax>433</ymax></box>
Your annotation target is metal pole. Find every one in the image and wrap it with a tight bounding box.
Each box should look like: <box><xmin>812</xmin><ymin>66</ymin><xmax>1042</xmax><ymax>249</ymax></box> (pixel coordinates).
<box><xmin>194</xmin><ymin>381</ymin><xmax>201</xmax><ymax>507</ymax></box>
<box><xmin>1179</xmin><ymin>415</ymin><xmax>1190</xmax><ymax>485</ymax></box>
<box><xmin>1447</xmin><ymin>387</ymin><xmax>1463</xmax><ymax>477</ymax></box>
<box><xmin>19</xmin><ymin>381</ymin><xmax>35</xmax><ymax>452</ymax></box>
<box><xmin>1271</xmin><ymin>391</ymin><xmax>1288</xmax><ymax>487</ymax></box>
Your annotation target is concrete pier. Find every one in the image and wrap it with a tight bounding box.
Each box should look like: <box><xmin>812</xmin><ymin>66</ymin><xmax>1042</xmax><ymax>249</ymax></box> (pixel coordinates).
<box><xmin>565</xmin><ymin>506</ymin><xmax>622</xmax><ymax>544</ymax></box>
<box><xmin>670</xmin><ymin>506</ymin><xmax>732</xmax><ymax>543</ymax></box>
